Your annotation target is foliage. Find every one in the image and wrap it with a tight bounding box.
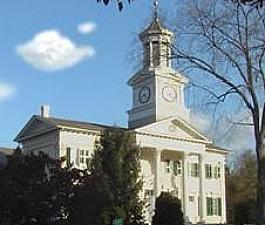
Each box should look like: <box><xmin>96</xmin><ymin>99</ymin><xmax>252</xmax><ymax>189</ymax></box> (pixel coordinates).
<box><xmin>226</xmin><ymin>151</ymin><xmax>258</xmax><ymax>224</ymax></box>
<box><xmin>89</xmin><ymin>128</ymin><xmax>145</xmax><ymax>225</ymax></box>
<box><xmin>95</xmin><ymin>0</ymin><xmax>264</xmax><ymax>11</ymax></box>
<box><xmin>0</xmin><ymin>150</ymin><xmax>80</xmax><ymax>225</ymax></box>
<box><xmin>67</xmin><ymin>169</ymin><xmax>100</xmax><ymax>225</ymax></box>
<box><xmin>152</xmin><ymin>192</ymin><xmax>184</xmax><ymax>225</ymax></box>
<box><xmin>0</xmin><ymin>150</ymin><xmax>53</xmax><ymax>225</ymax></box>
<box><xmin>96</xmin><ymin>0</ymin><xmax>133</xmax><ymax>11</ymax></box>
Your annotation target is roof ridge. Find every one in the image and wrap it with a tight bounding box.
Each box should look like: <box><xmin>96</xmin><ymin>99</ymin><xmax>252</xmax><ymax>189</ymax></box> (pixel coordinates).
<box><xmin>34</xmin><ymin>115</ymin><xmax>126</xmax><ymax>130</ymax></box>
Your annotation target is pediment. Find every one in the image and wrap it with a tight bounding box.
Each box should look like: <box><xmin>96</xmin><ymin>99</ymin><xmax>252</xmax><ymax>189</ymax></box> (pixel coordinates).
<box><xmin>14</xmin><ymin>116</ymin><xmax>57</xmax><ymax>142</ymax></box>
<box><xmin>135</xmin><ymin>116</ymin><xmax>209</xmax><ymax>142</ymax></box>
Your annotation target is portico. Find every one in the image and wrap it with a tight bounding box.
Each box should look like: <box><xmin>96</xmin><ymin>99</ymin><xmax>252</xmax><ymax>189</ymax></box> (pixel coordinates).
<box><xmin>131</xmin><ymin>116</ymin><xmax>227</xmax><ymax>224</ymax></box>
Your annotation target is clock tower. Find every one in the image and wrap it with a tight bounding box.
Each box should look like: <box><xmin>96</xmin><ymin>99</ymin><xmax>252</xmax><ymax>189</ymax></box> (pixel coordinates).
<box><xmin>127</xmin><ymin>13</ymin><xmax>189</xmax><ymax>129</ymax></box>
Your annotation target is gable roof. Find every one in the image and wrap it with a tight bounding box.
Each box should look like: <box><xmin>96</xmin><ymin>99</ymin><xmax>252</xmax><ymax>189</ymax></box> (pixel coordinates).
<box><xmin>134</xmin><ymin>117</ymin><xmax>229</xmax><ymax>153</ymax></box>
<box><xmin>135</xmin><ymin>116</ymin><xmax>210</xmax><ymax>143</ymax></box>
<box><xmin>40</xmin><ymin>116</ymin><xmax>115</xmax><ymax>131</ymax></box>
<box><xmin>171</xmin><ymin>117</ymin><xmax>210</xmax><ymax>141</ymax></box>
<box><xmin>15</xmin><ymin>115</ymin><xmax>126</xmax><ymax>142</ymax></box>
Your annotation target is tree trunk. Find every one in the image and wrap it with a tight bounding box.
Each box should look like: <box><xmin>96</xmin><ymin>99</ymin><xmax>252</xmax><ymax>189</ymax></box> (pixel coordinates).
<box><xmin>256</xmin><ymin>127</ymin><xmax>265</xmax><ymax>224</ymax></box>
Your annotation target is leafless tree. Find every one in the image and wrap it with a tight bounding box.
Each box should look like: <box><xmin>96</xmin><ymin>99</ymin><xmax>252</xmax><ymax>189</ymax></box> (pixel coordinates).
<box><xmin>96</xmin><ymin>0</ymin><xmax>264</xmax><ymax>10</ymax></box>
<box><xmin>171</xmin><ymin>0</ymin><xmax>265</xmax><ymax>223</ymax></box>
<box><xmin>233</xmin><ymin>0</ymin><xmax>265</xmax><ymax>8</ymax></box>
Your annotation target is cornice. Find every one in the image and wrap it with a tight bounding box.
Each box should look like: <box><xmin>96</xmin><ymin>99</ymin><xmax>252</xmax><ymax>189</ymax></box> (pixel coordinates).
<box><xmin>16</xmin><ymin>127</ymin><xmax>58</xmax><ymax>142</ymax></box>
<box><xmin>59</xmin><ymin>126</ymin><xmax>101</xmax><ymax>136</ymax></box>
<box><xmin>205</xmin><ymin>147</ymin><xmax>229</xmax><ymax>155</ymax></box>
<box><xmin>134</xmin><ymin>130</ymin><xmax>210</xmax><ymax>144</ymax></box>
<box><xmin>127</xmin><ymin>102</ymin><xmax>155</xmax><ymax>114</ymax></box>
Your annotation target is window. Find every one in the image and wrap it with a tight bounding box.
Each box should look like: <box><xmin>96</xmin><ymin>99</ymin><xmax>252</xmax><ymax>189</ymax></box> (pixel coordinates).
<box><xmin>144</xmin><ymin>190</ymin><xmax>154</xmax><ymax>204</ymax></box>
<box><xmin>165</xmin><ymin>160</ymin><xmax>171</xmax><ymax>173</ymax></box>
<box><xmin>206</xmin><ymin>197</ymin><xmax>222</xmax><ymax>216</ymax></box>
<box><xmin>76</xmin><ymin>149</ymin><xmax>90</xmax><ymax>168</ymax></box>
<box><xmin>173</xmin><ymin>160</ymin><xmax>182</xmax><ymax>176</ymax></box>
<box><xmin>144</xmin><ymin>190</ymin><xmax>154</xmax><ymax>197</ymax></box>
<box><xmin>79</xmin><ymin>158</ymin><xmax>84</xmax><ymax>163</ymax></box>
<box><xmin>164</xmin><ymin>160</ymin><xmax>182</xmax><ymax>175</ymax></box>
<box><xmin>206</xmin><ymin>164</ymin><xmax>221</xmax><ymax>179</ymax></box>
<box><xmin>190</xmin><ymin>163</ymin><xmax>199</xmax><ymax>177</ymax></box>
<box><xmin>80</xmin><ymin>150</ymin><xmax>85</xmax><ymax>156</ymax></box>
<box><xmin>189</xmin><ymin>196</ymin><xmax>195</xmax><ymax>202</ymax></box>
<box><xmin>205</xmin><ymin>164</ymin><xmax>212</xmax><ymax>178</ymax></box>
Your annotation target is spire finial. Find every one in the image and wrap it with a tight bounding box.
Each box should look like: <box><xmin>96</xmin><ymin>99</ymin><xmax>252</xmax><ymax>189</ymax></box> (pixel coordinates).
<box><xmin>153</xmin><ymin>0</ymin><xmax>158</xmax><ymax>19</ymax></box>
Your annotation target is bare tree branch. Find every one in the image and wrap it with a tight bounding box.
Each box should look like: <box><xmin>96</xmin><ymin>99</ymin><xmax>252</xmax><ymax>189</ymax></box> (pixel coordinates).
<box><xmin>173</xmin><ymin>0</ymin><xmax>265</xmax><ymax>221</ymax></box>
<box><xmin>172</xmin><ymin>45</ymin><xmax>254</xmax><ymax>111</ymax></box>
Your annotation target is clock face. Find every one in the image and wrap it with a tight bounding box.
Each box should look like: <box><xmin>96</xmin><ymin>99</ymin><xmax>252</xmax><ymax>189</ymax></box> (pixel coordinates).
<box><xmin>138</xmin><ymin>86</ymin><xmax>151</xmax><ymax>104</ymax></box>
<box><xmin>162</xmin><ymin>86</ymin><xmax>177</xmax><ymax>102</ymax></box>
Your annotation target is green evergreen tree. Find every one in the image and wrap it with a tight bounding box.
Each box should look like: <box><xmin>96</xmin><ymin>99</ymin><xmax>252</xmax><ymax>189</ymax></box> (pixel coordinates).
<box><xmin>0</xmin><ymin>150</ymin><xmax>79</xmax><ymax>225</ymax></box>
<box><xmin>89</xmin><ymin>128</ymin><xmax>145</xmax><ymax>225</ymax></box>
<box><xmin>152</xmin><ymin>192</ymin><xmax>184</xmax><ymax>225</ymax></box>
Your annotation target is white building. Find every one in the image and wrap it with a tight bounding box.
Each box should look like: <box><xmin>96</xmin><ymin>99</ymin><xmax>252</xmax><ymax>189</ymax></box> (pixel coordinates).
<box><xmin>15</xmin><ymin>15</ymin><xmax>228</xmax><ymax>225</ymax></box>
<box><xmin>0</xmin><ymin>147</ymin><xmax>15</xmax><ymax>169</ymax></box>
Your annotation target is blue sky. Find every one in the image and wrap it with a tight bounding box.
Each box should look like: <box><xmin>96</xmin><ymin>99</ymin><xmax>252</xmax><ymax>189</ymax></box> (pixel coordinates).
<box><xmin>0</xmin><ymin>0</ymin><xmax>176</xmax><ymax>148</ymax></box>
<box><xmin>0</xmin><ymin>0</ymin><xmax>253</xmax><ymax>154</ymax></box>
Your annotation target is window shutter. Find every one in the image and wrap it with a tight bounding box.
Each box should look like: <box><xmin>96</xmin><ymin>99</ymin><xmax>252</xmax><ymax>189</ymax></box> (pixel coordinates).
<box><xmin>76</xmin><ymin>149</ymin><xmax>80</xmax><ymax>166</ymax></box>
<box><xmin>66</xmin><ymin>147</ymin><xmax>71</xmax><ymax>166</ymax></box>
<box><xmin>214</xmin><ymin>166</ymin><xmax>218</xmax><ymax>178</ymax></box>
<box><xmin>206</xmin><ymin>197</ymin><xmax>213</xmax><ymax>216</ymax></box>
<box><xmin>218</xmin><ymin>198</ymin><xmax>222</xmax><ymax>216</ymax></box>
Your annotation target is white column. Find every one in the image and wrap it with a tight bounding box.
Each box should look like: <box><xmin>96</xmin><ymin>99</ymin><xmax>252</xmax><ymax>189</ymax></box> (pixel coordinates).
<box><xmin>199</xmin><ymin>154</ymin><xmax>206</xmax><ymax>223</ymax></box>
<box><xmin>182</xmin><ymin>152</ymin><xmax>189</xmax><ymax>217</ymax></box>
<box><xmin>221</xmin><ymin>162</ymin><xmax>227</xmax><ymax>223</ymax></box>
<box><xmin>154</xmin><ymin>149</ymin><xmax>162</xmax><ymax>197</ymax></box>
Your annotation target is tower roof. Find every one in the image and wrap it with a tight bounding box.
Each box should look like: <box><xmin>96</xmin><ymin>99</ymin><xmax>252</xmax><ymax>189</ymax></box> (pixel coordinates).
<box><xmin>147</xmin><ymin>17</ymin><xmax>164</xmax><ymax>32</ymax></box>
<box><xmin>139</xmin><ymin>16</ymin><xmax>173</xmax><ymax>40</ymax></box>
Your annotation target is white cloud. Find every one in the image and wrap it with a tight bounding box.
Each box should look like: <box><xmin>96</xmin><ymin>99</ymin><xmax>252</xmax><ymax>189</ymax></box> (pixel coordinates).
<box><xmin>16</xmin><ymin>30</ymin><xmax>95</xmax><ymax>71</ymax></box>
<box><xmin>78</xmin><ymin>22</ymin><xmax>97</xmax><ymax>34</ymax></box>
<box><xmin>0</xmin><ymin>82</ymin><xmax>15</xmax><ymax>101</ymax></box>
